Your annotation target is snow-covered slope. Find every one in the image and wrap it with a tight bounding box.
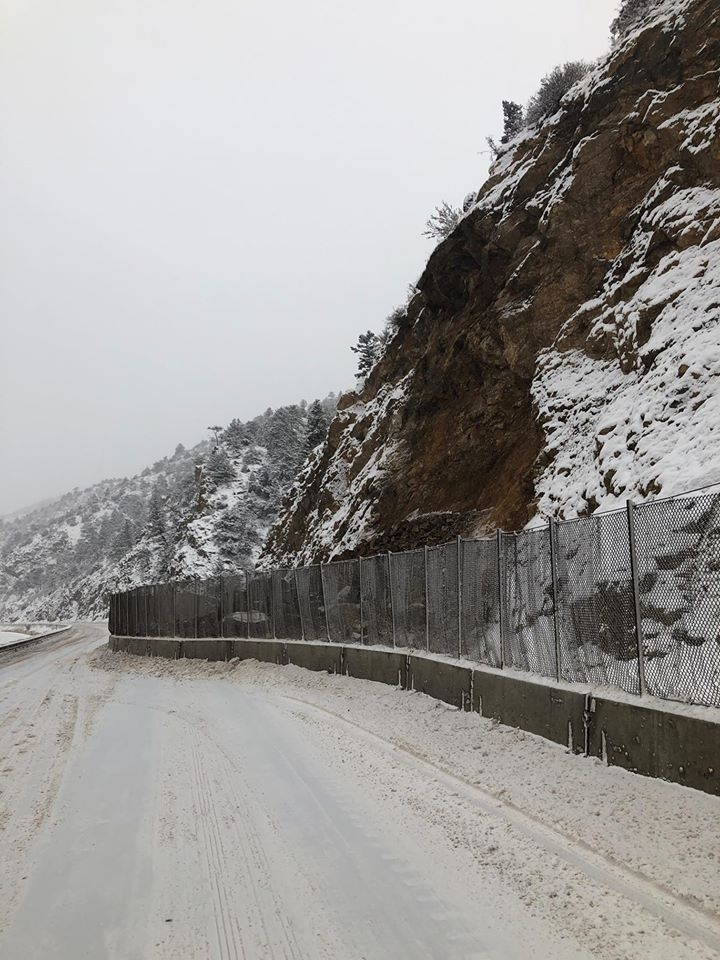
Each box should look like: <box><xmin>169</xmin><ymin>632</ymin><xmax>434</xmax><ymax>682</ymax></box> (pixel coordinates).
<box><xmin>262</xmin><ymin>0</ymin><xmax>720</xmax><ymax>565</ymax></box>
<box><xmin>0</xmin><ymin>398</ymin><xmax>335</xmax><ymax>621</ymax></box>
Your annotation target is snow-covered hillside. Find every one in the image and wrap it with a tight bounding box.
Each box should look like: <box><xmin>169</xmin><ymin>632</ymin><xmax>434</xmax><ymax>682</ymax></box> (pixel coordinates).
<box><xmin>0</xmin><ymin>398</ymin><xmax>335</xmax><ymax>621</ymax></box>
<box><xmin>262</xmin><ymin>0</ymin><xmax>720</xmax><ymax>565</ymax></box>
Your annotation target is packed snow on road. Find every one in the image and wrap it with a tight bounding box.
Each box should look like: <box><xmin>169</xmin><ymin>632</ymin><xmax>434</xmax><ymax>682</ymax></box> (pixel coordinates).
<box><xmin>1</xmin><ymin>624</ymin><xmax>719</xmax><ymax>959</ymax></box>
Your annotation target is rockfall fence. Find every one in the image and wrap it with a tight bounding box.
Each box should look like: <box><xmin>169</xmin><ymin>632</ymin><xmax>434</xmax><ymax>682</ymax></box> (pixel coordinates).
<box><xmin>109</xmin><ymin>488</ymin><xmax>720</xmax><ymax>709</ymax></box>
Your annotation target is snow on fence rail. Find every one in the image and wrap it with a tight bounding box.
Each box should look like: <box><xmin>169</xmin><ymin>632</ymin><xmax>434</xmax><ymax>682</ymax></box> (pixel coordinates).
<box><xmin>109</xmin><ymin>491</ymin><xmax>720</xmax><ymax>709</ymax></box>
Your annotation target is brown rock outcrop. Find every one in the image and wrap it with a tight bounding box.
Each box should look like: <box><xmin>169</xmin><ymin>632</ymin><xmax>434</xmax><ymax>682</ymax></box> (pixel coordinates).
<box><xmin>262</xmin><ymin>0</ymin><xmax>720</xmax><ymax>566</ymax></box>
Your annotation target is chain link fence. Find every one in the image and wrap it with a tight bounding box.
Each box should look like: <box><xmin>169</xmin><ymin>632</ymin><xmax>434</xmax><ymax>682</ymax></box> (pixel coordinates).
<box><xmin>322</xmin><ymin>559</ymin><xmax>361</xmax><ymax>644</ymax></box>
<box><xmin>110</xmin><ymin>490</ymin><xmax>720</xmax><ymax>709</ymax></box>
<box><xmin>500</xmin><ymin>528</ymin><xmax>557</xmax><ymax>679</ymax></box>
<box><xmin>554</xmin><ymin>510</ymin><xmax>640</xmax><ymax>693</ymax></box>
<box><xmin>389</xmin><ymin>548</ymin><xmax>426</xmax><ymax>649</ymax></box>
<box><xmin>360</xmin><ymin>554</ymin><xmax>393</xmax><ymax>646</ymax></box>
<box><xmin>634</xmin><ymin>492</ymin><xmax>720</xmax><ymax>706</ymax></box>
<box><xmin>271</xmin><ymin>569</ymin><xmax>303</xmax><ymax>642</ymax></box>
<box><xmin>295</xmin><ymin>564</ymin><xmax>326</xmax><ymax>641</ymax></box>
<box><xmin>426</xmin><ymin>542</ymin><xmax>459</xmax><ymax>657</ymax></box>
<box><xmin>460</xmin><ymin>538</ymin><xmax>501</xmax><ymax>666</ymax></box>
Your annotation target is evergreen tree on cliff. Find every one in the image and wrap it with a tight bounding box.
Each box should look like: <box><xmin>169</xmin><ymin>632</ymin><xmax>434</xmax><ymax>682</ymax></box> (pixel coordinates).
<box><xmin>501</xmin><ymin>100</ymin><xmax>524</xmax><ymax>142</ymax></box>
<box><xmin>305</xmin><ymin>399</ymin><xmax>332</xmax><ymax>454</ymax></box>
<box><xmin>351</xmin><ymin>331</ymin><xmax>380</xmax><ymax>379</ymax></box>
<box><xmin>146</xmin><ymin>488</ymin><xmax>166</xmax><ymax>540</ymax></box>
<box><xmin>215</xmin><ymin>500</ymin><xmax>260</xmax><ymax>572</ymax></box>
<box><xmin>223</xmin><ymin>418</ymin><xmax>249</xmax><ymax>454</ymax></box>
<box><xmin>204</xmin><ymin>445</ymin><xmax>236</xmax><ymax>489</ymax></box>
<box><xmin>111</xmin><ymin>519</ymin><xmax>135</xmax><ymax>561</ymax></box>
<box><xmin>262</xmin><ymin>406</ymin><xmax>305</xmax><ymax>485</ymax></box>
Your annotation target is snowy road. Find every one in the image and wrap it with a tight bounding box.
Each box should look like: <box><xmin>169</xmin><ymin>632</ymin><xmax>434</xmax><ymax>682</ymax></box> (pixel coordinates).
<box><xmin>1</xmin><ymin>626</ymin><xmax>719</xmax><ymax>959</ymax></box>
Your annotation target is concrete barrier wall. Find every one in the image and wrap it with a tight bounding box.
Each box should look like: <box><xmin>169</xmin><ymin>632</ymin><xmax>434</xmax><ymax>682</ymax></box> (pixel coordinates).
<box><xmin>232</xmin><ymin>640</ymin><xmax>287</xmax><ymax>665</ymax></box>
<box><xmin>409</xmin><ymin>655</ymin><xmax>471</xmax><ymax>711</ymax></box>
<box><xmin>286</xmin><ymin>640</ymin><xmax>343</xmax><ymax>675</ymax></box>
<box><xmin>109</xmin><ymin>635</ymin><xmax>720</xmax><ymax>797</ymax></box>
<box><xmin>473</xmin><ymin>670</ymin><xmax>588</xmax><ymax>754</ymax></box>
<box><xmin>343</xmin><ymin>646</ymin><xmax>407</xmax><ymax>688</ymax></box>
<box><xmin>586</xmin><ymin>695</ymin><xmax>720</xmax><ymax>795</ymax></box>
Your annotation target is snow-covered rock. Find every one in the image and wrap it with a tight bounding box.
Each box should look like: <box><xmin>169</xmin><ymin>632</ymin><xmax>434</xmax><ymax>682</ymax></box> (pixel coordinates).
<box><xmin>263</xmin><ymin>0</ymin><xmax>720</xmax><ymax>565</ymax></box>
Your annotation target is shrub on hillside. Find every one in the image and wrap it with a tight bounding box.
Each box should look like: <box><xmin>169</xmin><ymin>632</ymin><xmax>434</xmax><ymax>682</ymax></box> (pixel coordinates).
<box><xmin>611</xmin><ymin>0</ymin><xmax>652</xmax><ymax>40</ymax></box>
<box><xmin>422</xmin><ymin>200</ymin><xmax>463</xmax><ymax>241</ymax></box>
<box><xmin>525</xmin><ymin>61</ymin><xmax>589</xmax><ymax>127</ymax></box>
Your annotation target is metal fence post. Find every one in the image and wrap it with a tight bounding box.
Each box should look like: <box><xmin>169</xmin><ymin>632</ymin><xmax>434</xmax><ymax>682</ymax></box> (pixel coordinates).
<box><xmin>549</xmin><ymin>519</ymin><xmax>562</xmax><ymax>682</ymax></box>
<box><xmin>270</xmin><ymin>573</ymin><xmax>276</xmax><ymax>640</ymax></box>
<box><xmin>497</xmin><ymin>529</ymin><xmax>505</xmax><ymax>669</ymax></box>
<box><xmin>358</xmin><ymin>556</ymin><xmax>364</xmax><ymax>645</ymax></box>
<box><xmin>294</xmin><ymin>568</ymin><xmax>305</xmax><ymax>641</ymax></box>
<box><xmin>246</xmin><ymin>571</ymin><xmax>251</xmax><ymax>640</ymax></box>
<box><xmin>457</xmin><ymin>535</ymin><xmax>463</xmax><ymax>659</ymax></box>
<box><xmin>219</xmin><ymin>576</ymin><xmax>224</xmax><ymax>639</ymax></box>
<box><xmin>194</xmin><ymin>578</ymin><xmax>199</xmax><ymax>639</ymax></box>
<box><xmin>424</xmin><ymin>545</ymin><xmax>430</xmax><ymax>653</ymax></box>
<box><xmin>627</xmin><ymin>500</ymin><xmax>647</xmax><ymax>696</ymax></box>
<box><xmin>172</xmin><ymin>580</ymin><xmax>176</xmax><ymax>639</ymax></box>
<box><xmin>387</xmin><ymin>552</ymin><xmax>396</xmax><ymax>648</ymax></box>
<box><xmin>320</xmin><ymin>561</ymin><xmax>332</xmax><ymax>642</ymax></box>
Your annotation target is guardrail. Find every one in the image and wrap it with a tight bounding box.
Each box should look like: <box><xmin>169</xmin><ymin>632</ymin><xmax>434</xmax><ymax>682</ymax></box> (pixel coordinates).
<box><xmin>0</xmin><ymin>626</ymin><xmax>71</xmax><ymax>653</ymax></box>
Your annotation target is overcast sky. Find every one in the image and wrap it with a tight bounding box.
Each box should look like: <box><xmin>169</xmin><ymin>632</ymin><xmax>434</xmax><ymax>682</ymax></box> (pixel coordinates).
<box><xmin>0</xmin><ymin>0</ymin><xmax>618</xmax><ymax>515</ymax></box>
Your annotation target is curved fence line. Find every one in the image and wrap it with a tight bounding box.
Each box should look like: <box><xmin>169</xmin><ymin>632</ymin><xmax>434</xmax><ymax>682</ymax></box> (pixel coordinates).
<box><xmin>109</xmin><ymin>491</ymin><xmax>720</xmax><ymax>709</ymax></box>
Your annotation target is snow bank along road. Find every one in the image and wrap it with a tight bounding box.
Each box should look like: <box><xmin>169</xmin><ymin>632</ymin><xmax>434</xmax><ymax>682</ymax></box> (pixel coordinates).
<box><xmin>1</xmin><ymin>625</ymin><xmax>720</xmax><ymax>959</ymax></box>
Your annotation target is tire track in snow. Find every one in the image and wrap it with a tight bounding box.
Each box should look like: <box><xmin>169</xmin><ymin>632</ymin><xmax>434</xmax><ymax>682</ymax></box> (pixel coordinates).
<box><xmin>188</xmin><ymin>731</ymin><xmax>246</xmax><ymax>960</ymax></box>
<box><xmin>187</xmin><ymin>715</ymin><xmax>309</xmax><ymax>960</ymax></box>
<box><xmin>279</xmin><ymin>692</ymin><xmax>720</xmax><ymax>957</ymax></box>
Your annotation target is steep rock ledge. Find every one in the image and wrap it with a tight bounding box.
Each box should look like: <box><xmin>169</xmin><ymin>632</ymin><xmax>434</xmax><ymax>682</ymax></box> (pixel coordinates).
<box><xmin>263</xmin><ymin>0</ymin><xmax>720</xmax><ymax>566</ymax></box>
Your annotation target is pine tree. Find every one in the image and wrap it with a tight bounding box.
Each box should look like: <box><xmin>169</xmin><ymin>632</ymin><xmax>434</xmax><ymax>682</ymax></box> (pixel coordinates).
<box><xmin>204</xmin><ymin>445</ymin><xmax>236</xmax><ymax>489</ymax></box>
<box><xmin>215</xmin><ymin>501</ymin><xmax>260</xmax><ymax>572</ymax></box>
<box><xmin>501</xmin><ymin>101</ymin><xmax>524</xmax><ymax>142</ymax></box>
<box><xmin>111</xmin><ymin>520</ymin><xmax>135</xmax><ymax>561</ymax></box>
<box><xmin>263</xmin><ymin>406</ymin><xmax>305</xmax><ymax>485</ymax></box>
<box><xmin>223</xmin><ymin>418</ymin><xmax>249</xmax><ymax>454</ymax></box>
<box><xmin>351</xmin><ymin>331</ymin><xmax>380</xmax><ymax>379</ymax></box>
<box><xmin>75</xmin><ymin>522</ymin><xmax>99</xmax><ymax>565</ymax></box>
<box><xmin>146</xmin><ymin>488</ymin><xmax>166</xmax><ymax>540</ymax></box>
<box><xmin>305</xmin><ymin>399</ymin><xmax>332</xmax><ymax>454</ymax></box>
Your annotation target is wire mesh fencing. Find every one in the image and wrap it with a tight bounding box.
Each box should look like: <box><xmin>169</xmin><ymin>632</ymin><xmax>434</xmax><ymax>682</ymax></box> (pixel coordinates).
<box><xmin>109</xmin><ymin>488</ymin><xmax>720</xmax><ymax>709</ymax></box>
<box><xmin>222</xmin><ymin>574</ymin><xmax>247</xmax><ymax>638</ymax></box>
<box><xmin>634</xmin><ymin>493</ymin><xmax>720</xmax><ymax>707</ymax></box>
<box><xmin>248</xmin><ymin>572</ymin><xmax>273</xmax><ymax>639</ymax></box>
<box><xmin>360</xmin><ymin>554</ymin><xmax>393</xmax><ymax>646</ymax></box>
<box><xmin>500</xmin><ymin>528</ymin><xmax>557</xmax><ymax>679</ymax></box>
<box><xmin>295</xmin><ymin>564</ymin><xmax>327</xmax><ymax>641</ymax></box>
<box><xmin>460</xmin><ymin>538</ymin><xmax>501</xmax><ymax>666</ymax></box>
<box><xmin>322</xmin><ymin>560</ymin><xmax>361</xmax><ymax>644</ymax></box>
<box><xmin>196</xmin><ymin>579</ymin><xmax>221</xmax><ymax>638</ymax></box>
<box><xmin>426</xmin><ymin>542</ymin><xmax>459</xmax><ymax>657</ymax></box>
<box><xmin>554</xmin><ymin>511</ymin><xmax>640</xmax><ymax>693</ymax></box>
<box><xmin>272</xmin><ymin>569</ymin><xmax>303</xmax><ymax>641</ymax></box>
<box><xmin>389</xmin><ymin>548</ymin><xmax>427</xmax><ymax>649</ymax></box>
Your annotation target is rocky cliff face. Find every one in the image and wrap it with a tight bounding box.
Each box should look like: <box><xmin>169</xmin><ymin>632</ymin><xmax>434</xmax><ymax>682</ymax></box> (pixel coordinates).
<box><xmin>262</xmin><ymin>0</ymin><xmax>720</xmax><ymax>566</ymax></box>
